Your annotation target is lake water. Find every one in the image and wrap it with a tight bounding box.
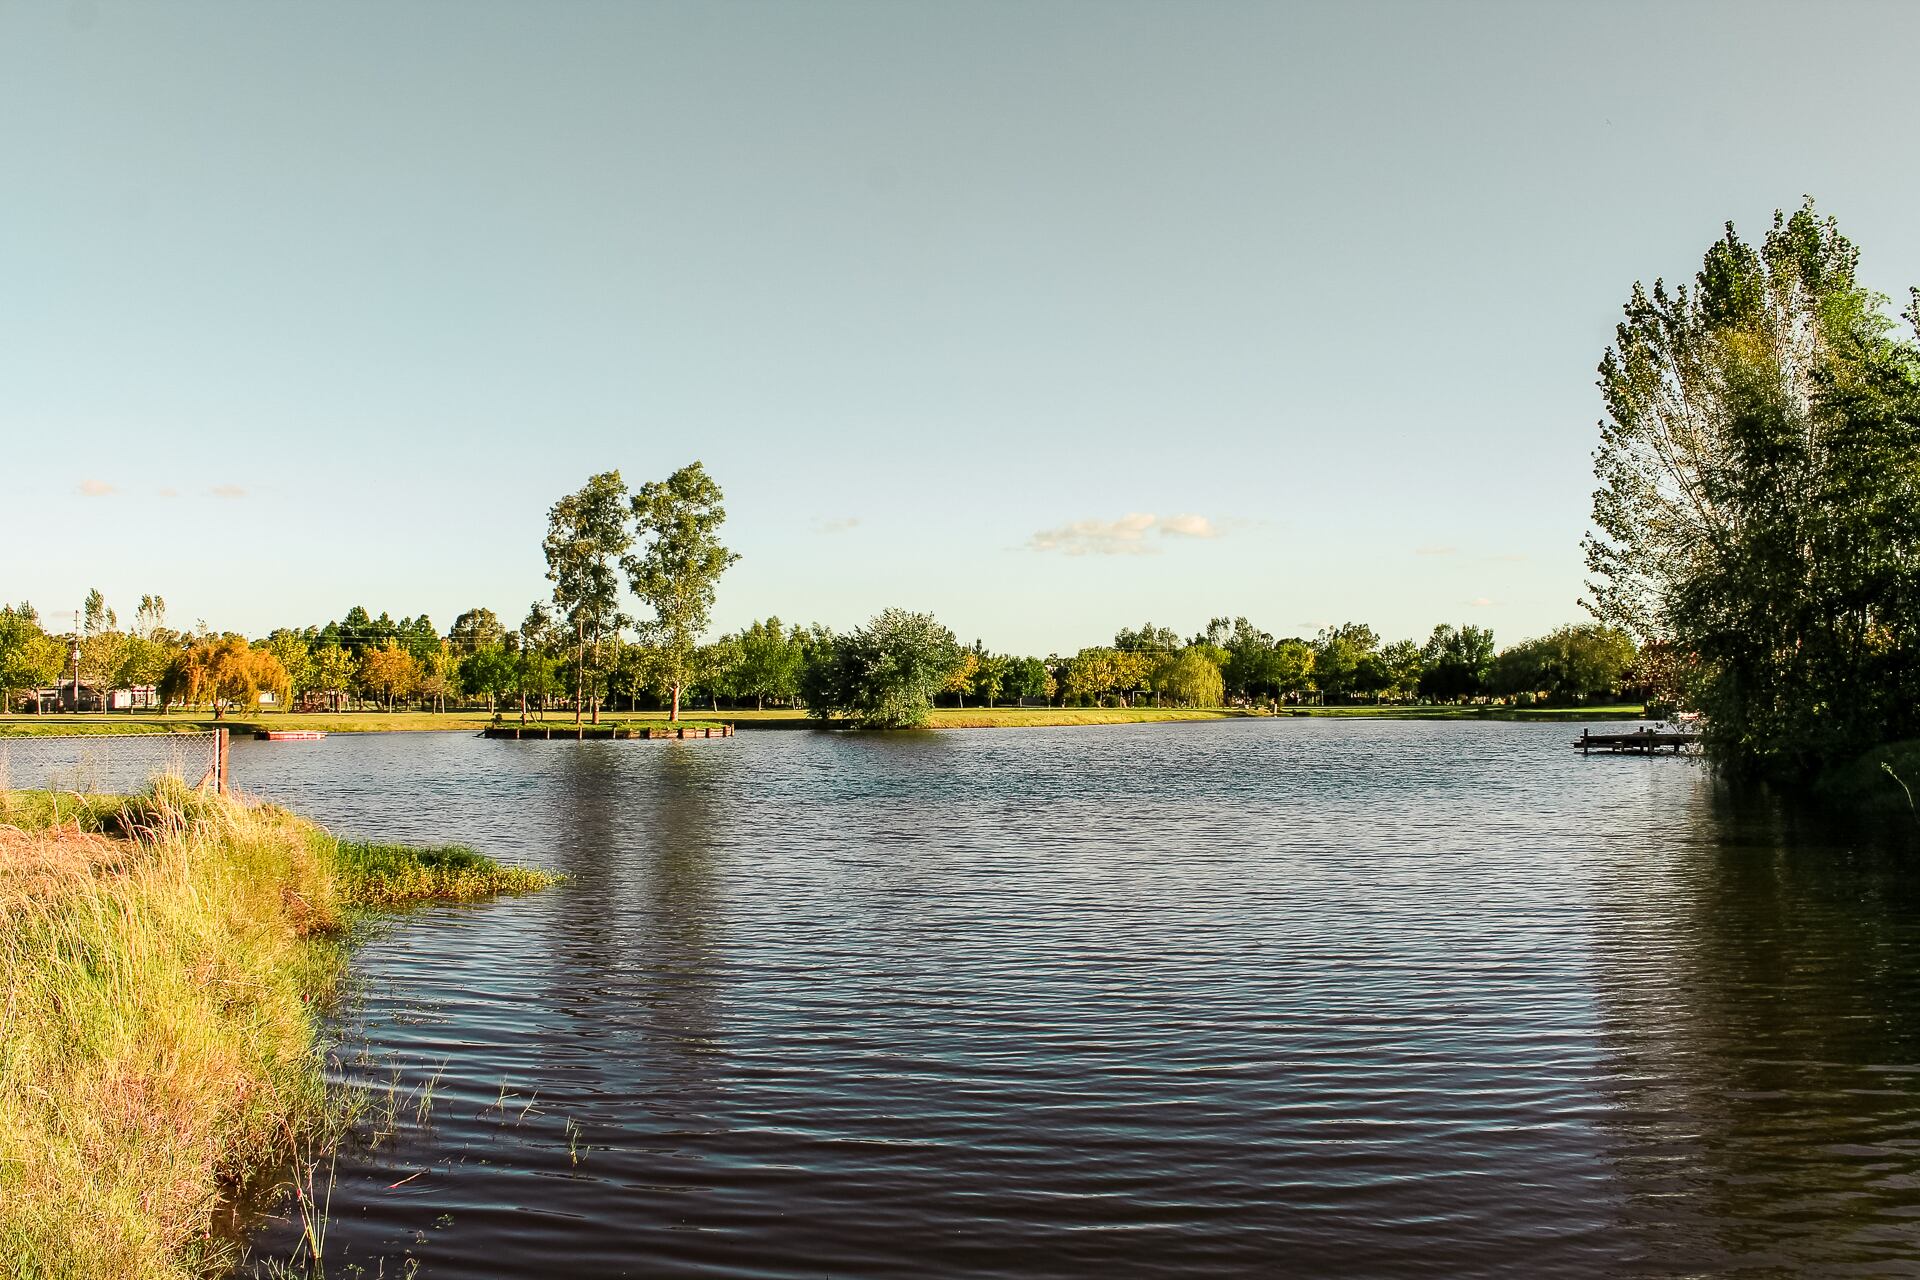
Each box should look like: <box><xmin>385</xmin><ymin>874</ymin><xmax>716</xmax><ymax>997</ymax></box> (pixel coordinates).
<box><xmin>231</xmin><ymin>720</ymin><xmax>1920</xmax><ymax>1278</ymax></box>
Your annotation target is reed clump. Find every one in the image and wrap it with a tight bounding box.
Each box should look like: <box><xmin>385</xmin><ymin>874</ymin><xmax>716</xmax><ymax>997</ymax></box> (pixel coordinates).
<box><xmin>0</xmin><ymin>780</ymin><xmax>558</xmax><ymax>1280</ymax></box>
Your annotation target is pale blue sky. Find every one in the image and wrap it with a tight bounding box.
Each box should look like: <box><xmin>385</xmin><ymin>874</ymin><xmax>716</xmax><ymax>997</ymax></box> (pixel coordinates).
<box><xmin>5</xmin><ymin>1</ymin><xmax>1918</xmax><ymax>653</ymax></box>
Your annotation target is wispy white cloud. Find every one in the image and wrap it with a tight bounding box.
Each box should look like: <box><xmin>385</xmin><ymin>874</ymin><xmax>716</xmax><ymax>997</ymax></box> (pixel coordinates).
<box><xmin>816</xmin><ymin>517</ymin><xmax>860</xmax><ymax>535</ymax></box>
<box><xmin>1030</xmin><ymin>512</ymin><xmax>1158</xmax><ymax>555</ymax></box>
<box><xmin>1029</xmin><ymin>511</ymin><xmax>1223</xmax><ymax>556</ymax></box>
<box><xmin>1413</xmin><ymin>545</ymin><xmax>1456</xmax><ymax>556</ymax></box>
<box><xmin>1158</xmin><ymin>513</ymin><xmax>1218</xmax><ymax>539</ymax></box>
<box><xmin>156</xmin><ymin>487</ymin><xmax>179</xmax><ymax>498</ymax></box>
<box><xmin>209</xmin><ymin>484</ymin><xmax>246</xmax><ymax>499</ymax></box>
<box><xmin>78</xmin><ymin>479</ymin><xmax>115</xmax><ymax>497</ymax></box>
<box><xmin>1467</xmin><ymin>596</ymin><xmax>1500</xmax><ymax>608</ymax></box>
<box><xmin>1485</xmin><ymin>552</ymin><xmax>1528</xmax><ymax>563</ymax></box>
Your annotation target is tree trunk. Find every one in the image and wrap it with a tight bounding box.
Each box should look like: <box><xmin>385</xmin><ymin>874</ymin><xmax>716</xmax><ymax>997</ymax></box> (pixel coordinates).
<box><xmin>589</xmin><ymin>627</ymin><xmax>600</xmax><ymax>725</ymax></box>
<box><xmin>574</xmin><ymin>619</ymin><xmax>585</xmax><ymax>726</ymax></box>
<box><xmin>671</xmin><ymin>682</ymin><xmax>681</xmax><ymax>722</ymax></box>
<box><xmin>757</xmin><ymin>695</ymin><xmax>764</xmax><ymax>711</ymax></box>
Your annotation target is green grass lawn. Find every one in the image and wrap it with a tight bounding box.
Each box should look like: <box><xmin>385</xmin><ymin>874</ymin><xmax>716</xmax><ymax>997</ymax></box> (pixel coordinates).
<box><xmin>1268</xmin><ymin>703</ymin><xmax>1647</xmax><ymax>721</ymax></box>
<box><xmin>0</xmin><ymin>701</ymin><xmax>1649</xmax><ymax>738</ymax></box>
<box><xmin>0</xmin><ymin>710</ymin><xmax>723</xmax><ymax>737</ymax></box>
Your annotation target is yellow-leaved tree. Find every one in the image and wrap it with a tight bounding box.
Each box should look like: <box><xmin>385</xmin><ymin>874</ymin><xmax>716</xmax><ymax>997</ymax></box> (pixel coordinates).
<box><xmin>357</xmin><ymin>642</ymin><xmax>420</xmax><ymax>710</ymax></box>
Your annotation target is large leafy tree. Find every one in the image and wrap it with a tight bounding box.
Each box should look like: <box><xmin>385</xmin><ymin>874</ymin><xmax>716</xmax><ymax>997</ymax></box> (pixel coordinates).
<box><xmin>116</xmin><ymin>596</ymin><xmax>179</xmax><ymax>692</ymax></box>
<box><xmin>358</xmin><ymin>642</ymin><xmax>420</xmax><ymax>709</ymax></box>
<box><xmin>1062</xmin><ymin>648</ymin><xmax>1121</xmax><ymax>705</ymax></box>
<box><xmin>972</xmin><ymin>653</ymin><xmax>1010</xmax><ymax>707</ymax></box>
<box><xmin>623</xmin><ymin>462</ymin><xmax>737</xmax><ymax>721</ymax></box>
<box><xmin>160</xmin><ymin>636</ymin><xmax>288</xmax><ymax>717</ymax></box>
<box><xmin>1217</xmin><ymin>618</ymin><xmax>1274</xmax><ymax>699</ymax></box>
<box><xmin>1003</xmin><ymin>655</ymin><xmax>1052</xmax><ymax>703</ymax></box>
<box><xmin>1418</xmin><ymin>624</ymin><xmax>1495</xmax><ymax>701</ymax></box>
<box><xmin>943</xmin><ymin>650</ymin><xmax>980</xmax><ymax>707</ymax></box>
<box><xmin>459</xmin><ymin>644</ymin><xmax>518</xmax><ymax>713</ymax></box>
<box><xmin>449</xmin><ymin>607</ymin><xmax>507</xmax><ymax>654</ymax></box>
<box><xmin>544</xmin><ymin>471</ymin><xmax>633</xmax><ymax>724</ymax></box>
<box><xmin>258</xmin><ymin>630</ymin><xmax>317</xmax><ymax>703</ymax></box>
<box><xmin>693</xmin><ymin>635</ymin><xmax>742</xmax><ymax>711</ymax></box>
<box><xmin>1154</xmin><ymin>648</ymin><xmax>1224</xmax><ymax>707</ymax></box>
<box><xmin>1110</xmin><ymin>650</ymin><xmax>1155</xmax><ymax>706</ymax></box>
<box><xmin>1269</xmin><ymin>640</ymin><xmax>1315</xmax><ymax>701</ymax></box>
<box><xmin>808</xmin><ymin>608</ymin><xmax>960</xmax><ymax>728</ymax></box>
<box><xmin>731</xmin><ymin>617</ymin><xmax>804</xmax><ymax>710</ymax></box>
<box><xmin>396</xmin><ymin>615</ymin><xmax>440</xmax><ymax>664</ymax></box>
<box><xmin>330</xmin><ymin>606</ymin><xmax>395</xmax><ymax>655</ymax></box>
<box><xmin>0</xmin><ymin>604</ymin><xmax>63</xmax><ymax>712</ymax></box>
<box><xmin>77</xmin><ymin>589</ymin><xmax>127</xmax><ymax>698</ymax></box>
<box><xmin>1490</xmin><ymin>625</ymin><xmax>1637</xmax><ymax>703</ymax></box>
<box><xmin>513</xmin><ymin>603</ymin><xmax>558</xmax><ymax>722</ymax></box>
<box><xmin>1114</xmin><ymin>622</ymin><xmax>1180</xmax><ymax>652</ymax></box>
<box><xmin>1586</xmin><ymin>200</ymin><xmax>1920</xmax><ymax>775</ymax></box>
<box><xmin>1311</xmin><ymin>623</ymin><xmax>1379</xmax><ymax>701</ymax></box>
<box><xmin>311</xmin><ymin>644</ymin><xmax>356</xmax><ymax>711</ymax></box>
<box><xmin>1372</xmin><ymin>639</ymin><xmax>1424</xmax><ymax>701</ymax></box>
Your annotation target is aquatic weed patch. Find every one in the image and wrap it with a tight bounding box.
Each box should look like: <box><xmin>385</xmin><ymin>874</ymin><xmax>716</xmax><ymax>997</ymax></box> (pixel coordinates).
<box><xmin>332</xmin><ymin>839</ymin><xmax>560</xmax><ymax>907</ymax></box>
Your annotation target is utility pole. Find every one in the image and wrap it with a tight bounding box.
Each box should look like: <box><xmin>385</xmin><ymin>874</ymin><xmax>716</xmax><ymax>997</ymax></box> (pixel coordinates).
<box><xmin>69</xmin><ymin>609</ymin><xmax>82</xmax><ymax>713</ymax></box>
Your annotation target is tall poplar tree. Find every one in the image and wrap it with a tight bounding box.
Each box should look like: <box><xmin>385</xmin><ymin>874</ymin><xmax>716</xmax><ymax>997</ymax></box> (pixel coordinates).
<box><xmin>543</xmin><ymin>471</ymin><xmax>632</xmax><ymax>724</ymax></box>
<box><xmin>623</xmin><ymin>461</ymin><xmax>737</xmax><ymax>721</ymax></box>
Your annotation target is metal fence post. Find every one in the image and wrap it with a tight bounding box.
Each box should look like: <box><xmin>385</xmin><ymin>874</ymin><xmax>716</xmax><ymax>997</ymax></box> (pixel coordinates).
<box><xmin>216</xmin><ymin>728</ymin><xmax>230</xmax><ymax>794</ymax></box>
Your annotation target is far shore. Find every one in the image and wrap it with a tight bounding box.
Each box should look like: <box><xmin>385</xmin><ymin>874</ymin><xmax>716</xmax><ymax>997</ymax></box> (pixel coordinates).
<box><xmin>0</xmin><ymin>704</ymin><xmax>1651</xmax><ymax>738</ymax></box>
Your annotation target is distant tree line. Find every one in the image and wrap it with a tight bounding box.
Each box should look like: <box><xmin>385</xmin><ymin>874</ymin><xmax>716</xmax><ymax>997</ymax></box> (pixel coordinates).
<box><xmin>0</xmin><ymin>592</ymin><xmax>1641</xmax><ymax>728</ymax></box>
<box><xmin>0</xmin><ymin>458</ymin><xmax>1650</xmax><ymax>730</ymax></box>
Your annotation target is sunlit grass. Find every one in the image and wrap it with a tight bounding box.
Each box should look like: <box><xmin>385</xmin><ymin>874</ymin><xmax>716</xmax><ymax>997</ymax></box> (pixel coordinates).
<box><xmin>333</xmin><ymin>839</ymin><xmax>560</xmax><ymax>906</ymax></box>
<box><xmin>0</xmin><ymin>781</ymin><xmax>558</xmax><ymax>1280</ymax></box>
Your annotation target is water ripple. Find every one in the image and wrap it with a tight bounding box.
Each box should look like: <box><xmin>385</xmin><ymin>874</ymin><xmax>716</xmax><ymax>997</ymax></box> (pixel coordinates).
<box><xmin>232</xmin><ymin>720</ymin><xmax>1920</xmax><ymax>1277</ymax></box>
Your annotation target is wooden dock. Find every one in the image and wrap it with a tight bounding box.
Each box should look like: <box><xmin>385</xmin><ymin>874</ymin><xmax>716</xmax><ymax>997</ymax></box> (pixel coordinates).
<box><xmin>483</xmin><ymin>724</ymin><xmax>734</xmax><ymax>741</ymax></box>
<box><xmin>256</xmin><ymin>730</ymin><xmax>326</xmax><ymax>741</ymax></box>
<box><xmin>1573</xmin><ymin>728</ymin><xmax>1698</xmax><ymax>755</ymax></box>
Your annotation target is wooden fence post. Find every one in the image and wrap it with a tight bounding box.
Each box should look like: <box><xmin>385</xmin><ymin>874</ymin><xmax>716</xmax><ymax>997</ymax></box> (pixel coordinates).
<box><xmin>216</xmin><ymin>728</ymin><xmax>230</xmax><ymax>794</ymax></box>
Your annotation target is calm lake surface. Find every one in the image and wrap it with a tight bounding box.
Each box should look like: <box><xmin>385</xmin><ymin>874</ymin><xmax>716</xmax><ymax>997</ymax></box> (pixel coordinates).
<box><xmin>233</xmin><ymin>720</ymin><xmax>1920</xmax><ymax>1278</ymax></box>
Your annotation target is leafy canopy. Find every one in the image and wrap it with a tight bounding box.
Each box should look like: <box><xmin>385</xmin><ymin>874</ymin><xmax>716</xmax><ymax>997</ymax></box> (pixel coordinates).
<box><xmin>623</xmin><ymin>462</ymin><xmax>738</xmax><ymax>716</ymax></box>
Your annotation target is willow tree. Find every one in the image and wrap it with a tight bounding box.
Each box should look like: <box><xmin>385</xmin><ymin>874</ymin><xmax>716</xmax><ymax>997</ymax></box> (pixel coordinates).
<box><xmin>624</xmin><ymin>462</ymin><xmax>737</xmax><ymax>721</ymax></box>
<box><xmin>1154</xmin><ymin>647</ymin><xmax>1225</xmax><ymax>708</ymax></box>
<box><xmin>544</xmin><ymin>472</ymin><xmax>632</xmax><ymax>725</ymax></box>
<box><xmin>1585</xmin><ymin>200</ymin><xmax>1920</xmax><ymax>776</ymax></box>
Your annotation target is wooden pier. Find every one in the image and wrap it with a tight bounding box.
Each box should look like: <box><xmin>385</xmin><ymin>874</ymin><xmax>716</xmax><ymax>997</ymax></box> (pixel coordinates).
<box><xmin>483</xmin><ymin>723</ymin><xmax>734</xmax><ymax>741</ymax></box>
<box><xmin>256</xmin><ymin>730</ymin><xmax>326</xmax><ymax>741</ymax></box>
<box><xmin>1573</xmin><ymin>728</ymin><xmax>1698</xmax><ymax>756</ymax></box>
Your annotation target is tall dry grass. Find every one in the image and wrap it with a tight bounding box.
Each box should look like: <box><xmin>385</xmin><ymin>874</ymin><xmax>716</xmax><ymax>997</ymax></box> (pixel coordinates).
<box><xmin>0</xmin><ymin>780</ymin><xmax>556</xmax><ymax>1279</ymax></box>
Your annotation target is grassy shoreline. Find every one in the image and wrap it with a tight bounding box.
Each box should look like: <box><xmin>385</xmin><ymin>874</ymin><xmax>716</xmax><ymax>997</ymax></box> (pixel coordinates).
<box><xmin>0</xmin><ymin>782</ymin><xmax>558</xmax><ymax>1279</ymax></box>
<box><xmin>0</xmin><ymin>703</ymin><xmax>1651</xmax><ymax>738</ymax></box>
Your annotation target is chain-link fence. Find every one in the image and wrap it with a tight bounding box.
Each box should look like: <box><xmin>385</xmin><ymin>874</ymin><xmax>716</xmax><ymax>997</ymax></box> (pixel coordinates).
<box><xmin>0</xmin><ymin>730</ymin><xmax>227</xmax><ymax>795</ymax></box>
